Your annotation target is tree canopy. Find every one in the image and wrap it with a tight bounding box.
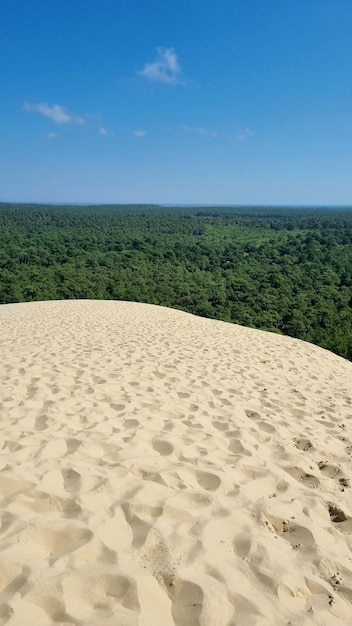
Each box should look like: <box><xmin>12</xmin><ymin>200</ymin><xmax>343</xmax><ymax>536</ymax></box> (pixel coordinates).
<box><xmin>1</xmin><ymin>203</ymin><xmax>351</xmax><ymax>360</ymax></box>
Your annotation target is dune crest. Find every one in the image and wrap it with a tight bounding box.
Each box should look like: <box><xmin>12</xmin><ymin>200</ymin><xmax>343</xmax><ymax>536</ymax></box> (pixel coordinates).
<box><xmin>1</xmin><ymin>299</ymin><xmax>352</xmax><ymax>625</ymax></box>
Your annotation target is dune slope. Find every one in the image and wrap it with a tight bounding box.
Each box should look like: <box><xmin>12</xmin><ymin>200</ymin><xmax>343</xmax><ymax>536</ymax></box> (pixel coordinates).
<box><xmin>0</xmin><ymin>300</ymin><xmax>352</xmax><ymax>626</ymax></box>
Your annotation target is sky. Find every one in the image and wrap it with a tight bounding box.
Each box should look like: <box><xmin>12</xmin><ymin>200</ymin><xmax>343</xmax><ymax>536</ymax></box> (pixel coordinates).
<box><xmin>1</xmin><ymin>0</ymin><xmax>352</xmax><ymax>205</ymax></box>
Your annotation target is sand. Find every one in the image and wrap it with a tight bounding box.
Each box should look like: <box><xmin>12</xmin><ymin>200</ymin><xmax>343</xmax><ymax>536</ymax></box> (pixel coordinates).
<box><xmin>0</xmin><ymin>299</ymin><xmax>352</xmax><ymax>626</ymax></box>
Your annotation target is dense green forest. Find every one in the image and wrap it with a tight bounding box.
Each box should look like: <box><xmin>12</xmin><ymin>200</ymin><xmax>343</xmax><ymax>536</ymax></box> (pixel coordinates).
<box><xmin>1</xmin><ymin>203</ymin><xmax>352</xmax><ymax>360</ymax></box>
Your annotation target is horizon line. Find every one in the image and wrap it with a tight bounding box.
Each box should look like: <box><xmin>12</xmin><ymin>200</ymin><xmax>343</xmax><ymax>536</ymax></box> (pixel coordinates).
<box><xmin>1</xmin><ymin>201</ymin><xmax>352</xmax><ymax>209</ymax></box>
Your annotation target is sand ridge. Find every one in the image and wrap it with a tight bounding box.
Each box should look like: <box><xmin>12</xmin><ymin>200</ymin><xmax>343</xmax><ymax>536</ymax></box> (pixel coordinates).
<box><xmin>0</xmin><ymin>299</ymin><xmax>352</xmax><ymax>625</ymax></box>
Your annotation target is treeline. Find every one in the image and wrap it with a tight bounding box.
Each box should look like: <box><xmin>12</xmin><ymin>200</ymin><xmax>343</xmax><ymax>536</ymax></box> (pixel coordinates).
<box><xmin>0</xmin><ymin>203</ymin><xmax>352</xmax><ymax>360</ymax></box>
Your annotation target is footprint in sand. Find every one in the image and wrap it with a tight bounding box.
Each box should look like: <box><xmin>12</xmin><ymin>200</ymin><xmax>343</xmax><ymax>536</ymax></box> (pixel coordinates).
<box><xmin>285</xmin><ymin>466</ymin><xmax>320</xmax><ymax>489</ymax></box>
<box><xmin>65</xmin><ymin>438</ymin><xmax>81</xmax><ymax>455</ymax></box>
<box><xmin>35</xmin><ymin>414</ymin><xmax>48</xmax><ymax>430</ymax></box>
<box><xmin>339</xmin><ymin>477</ymin><xmax>350</xmax><ymax>488</ymax></box>
<box><xmin>228</xmin><ymin>438</ymin><xmax>251</xmax><ymax>456</ymax></box>
<box><xmin>170</xmin><ymin>579</ymin><xmax>203</xmax><ymax>626</ymax></box>
<box><xmin>212</xmin><ymin>420</ymin><xmax>229</xmax><ymax>431</ymax></box>
<box><xmin>62</xmin><ymin>468</ymin><xmax>81</xmax><ymax>493</ymax></box>
<box><xmin>0</xmin><ymin>511</ymin><xmax>15</xmax><ymax>536</ymax></box>
<box><xmin>327</xmin><ymin>503</ymin><xmax>352</xmax><ymax>533</ymax></box>
<box><xmin>245</xmin><ymin>410</ymin><xmax>261</xmax><ymax>421</ymax></box>
<box><xmin>120</xmin><ymin>504</ymin><xmax>154</xmax><ymax>550</ymax></box>
<box><xmin>328</xmin><ymin>504</ymin><xmax>347</xmax><ymax>523</ymax></box>
<box><xmin>257</xmin><ymin>420</ymin><xmax>276</xmax><ymax>434</ymax></box>
<box><xmin>279</xmin><ymin>521</ymin><xmax>315</xmax><ymax>548</ymax></box>
<box><xmin>196</xmin><ymin>470</ymin><xmax>221</xmax><ymax>492</ymax></box>
<box><xmin>92</xmin><ymin>375</ymin><xmax>106</xmax><ymax>384</ymax></box>
<box><xmin>318</xmin><ymin>461</ymin><xmax>342</xmax><ymax>478</ymax></box>
<box><xmin>234</xmin><ymin>529</ymin><xmax>252</xmax><ymax>558</ymax></box>
<box><xmin>317</xmin><ymin>461</ymin><xmax>349</xmax><ymax>490</ymax></box>
<box><xmin>124</xmin><ymin>419</ymin><xmax>139</xmax><ymax>429</ymax></box>
<box><xmin>110</xmin><ymin>402</ymin><xmax>126</xmax><ymax>411</ymax></box>
<box><xmin>293</xmin><ymin>438</ymin><xmax>313</xmax><ymax>451</ymax></box>
<box><xmin>152</xmin><ymin>438</ymin><xmax>174</xmax><ymax>456</ymax></box>
<box><xmin>153</xmin><ymin>370</ymin><xmax>166</xmax><ymax>379</ymax></box>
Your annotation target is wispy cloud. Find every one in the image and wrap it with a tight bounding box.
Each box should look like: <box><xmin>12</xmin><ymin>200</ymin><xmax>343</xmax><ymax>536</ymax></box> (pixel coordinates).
<box><xmin>99</xmin><ymin>127</ymin><xmax>109</xmax><ymax>136</ymax></box>
<box><xmin>46</xmin><ymin>132</ymin><xmax>57</xmax><ymax>140</ymax></box>
<box><xmin>138</xmin><ymin>47</ymin><xmax>182</xmax><ymax>84</ymax></box>
<box><xmin>180</xmin><ymin>125</ymin><xmax>219</xmax><ymax>138</ymax></box>
<box><xmin>197</xmin><ymin>128</ymin><xmax>219</xmax><ymax>138</ymax></box>
<box><xmin>23</xmin><ymin>102</ymin><xmax>86</xmax><ymax>125</ymax></box>
<box><xmin>133</xmin><ymin>130</ymin><xmax>147</xmax><ymax>137</ymax></box>
<box><xmin>237</xmin><ymin>127</ymin><xmax>254</xmax><ymax>142</ymax></box>
<box><xmin>180</xmin><ymin>125</ymin><xmax>254</xmax><ymax>142</ymax></box>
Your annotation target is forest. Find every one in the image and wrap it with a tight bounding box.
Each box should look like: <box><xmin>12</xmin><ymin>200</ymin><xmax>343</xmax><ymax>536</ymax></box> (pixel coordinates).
<box><xmin>1</xmin><ymin>203</ymin><xmax>352</xmax><ymax>360</ymax></box>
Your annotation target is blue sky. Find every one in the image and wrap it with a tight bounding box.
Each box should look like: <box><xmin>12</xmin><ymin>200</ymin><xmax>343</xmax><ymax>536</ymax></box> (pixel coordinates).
<box><xmin>1</xmin><ymin>0</ymin><xmax>352</xmax><ymax>205</ymax></box>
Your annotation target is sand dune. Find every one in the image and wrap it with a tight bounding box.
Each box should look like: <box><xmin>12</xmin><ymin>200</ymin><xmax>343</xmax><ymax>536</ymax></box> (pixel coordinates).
<box><xmin>0</xmin><ymin>300</ymin><xmax>352</xmax><ymax>625</ymax></box>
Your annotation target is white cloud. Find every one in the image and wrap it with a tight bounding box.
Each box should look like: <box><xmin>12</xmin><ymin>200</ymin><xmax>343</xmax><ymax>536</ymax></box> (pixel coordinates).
<box><xmin>138</xmin><ymin>47</ymin><xmax>181</xmax><ymax>84</ymax></box>
<box><xmin>237</xmin><ymin>127</ymin><xmax>254</xmax><ymax>142</ymax></box>
<box><xmin>23</xmin><ymin>102</ymin><xmax>86</xmax><ymax>125</ymax></box>
<box><xmin>47</xmin><ymin>132</ymin><xmax>57</xmax><ymax>140</ymax></box>
<box><xmin>180</xmin><ymin>125</ymin><xmax>254</xmax><ymax>142</ymax></box>
<box><xmin>99</xmin><ymin>127</ymin><xmax>109</xmax><ymax>136</ymax></box>
<box><xmin>180</xmin><ymin>125</ymin><xmax>218</xmax><ymax>138</ymax></box>
<box><xmin>197</xmin><ymin>128</ymin><xmax>219</xmax><ymax>138</ymax></box>
<box><xmin>133</xmin><ymin>130</ymin><xmax>147</xmax><ymax>137</ymax></box>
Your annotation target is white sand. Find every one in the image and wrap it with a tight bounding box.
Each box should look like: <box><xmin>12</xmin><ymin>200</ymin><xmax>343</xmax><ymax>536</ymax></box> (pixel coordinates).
<box><xmin>0</xmin><ymin>299</ymin><xmax>352</xmax><ymax>626</ymax></box>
